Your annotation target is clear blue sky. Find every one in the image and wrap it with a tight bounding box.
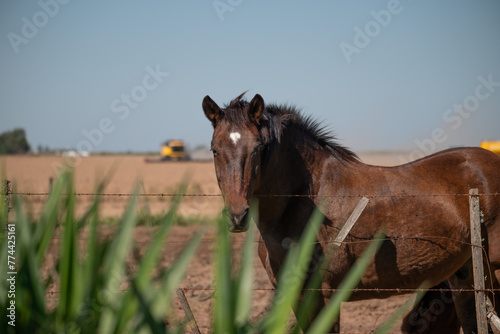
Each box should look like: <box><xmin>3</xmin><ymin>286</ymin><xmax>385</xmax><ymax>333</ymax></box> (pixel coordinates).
<box><xmin>1</xmin><ymin>0</ymin><xmax>499</xmax><ymax>154</ymax></box>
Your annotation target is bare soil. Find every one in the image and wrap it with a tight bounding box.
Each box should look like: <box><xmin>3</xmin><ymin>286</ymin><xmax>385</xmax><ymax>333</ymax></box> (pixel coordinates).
<box><xmin>4</xmin><ymin>154</ymin><xmax>414</xmax><ymax>333</ymax></box>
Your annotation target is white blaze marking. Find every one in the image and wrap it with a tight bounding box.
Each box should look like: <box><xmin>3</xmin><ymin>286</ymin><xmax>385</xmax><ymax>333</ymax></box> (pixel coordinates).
<box><xmin>229</xmin><ymin>132</ymin><xmax>241</xmax><ymax>145</ymax></box>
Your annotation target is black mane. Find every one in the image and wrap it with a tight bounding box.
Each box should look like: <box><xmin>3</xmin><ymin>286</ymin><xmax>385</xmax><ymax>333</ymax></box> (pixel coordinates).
<box><xmin>222</xmin><ymin>93</ymin><xmax>359</xmax><ymax>163</ymax></box>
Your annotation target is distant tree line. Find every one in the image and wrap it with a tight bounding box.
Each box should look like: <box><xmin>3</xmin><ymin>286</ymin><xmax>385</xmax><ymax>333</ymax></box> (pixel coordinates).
<box><xmin>0</xmin><ymin>128</ymin><xmax>31</xmax><ymax>154</ymax></box>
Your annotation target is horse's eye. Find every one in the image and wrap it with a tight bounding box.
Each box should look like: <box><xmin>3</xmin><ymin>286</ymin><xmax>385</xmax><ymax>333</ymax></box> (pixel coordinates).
<box><xmin>211</xmin><ymin>149</ymin><xmax>218</xmax><ymax>156</ymax></box>
<box><xmin>252</xmin><ymin>145</ymin><xmax>263</xmax><ymax>156</ymax></box>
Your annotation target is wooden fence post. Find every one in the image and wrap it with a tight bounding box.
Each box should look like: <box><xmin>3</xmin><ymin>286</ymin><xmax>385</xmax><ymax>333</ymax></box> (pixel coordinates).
<box><xmin>177</xmin><ymin>289</ymin><xmax>201</xmax><ymax>334</ymax></box>
<box><xmin>469</xmin><ymin>188</ymin><xmax>488</xmax><ymax>334</ymax></box>
<box><xmin>3</xmin><ymin>180</ymin><xmax>11</xmax><ymax>222</ymax></box>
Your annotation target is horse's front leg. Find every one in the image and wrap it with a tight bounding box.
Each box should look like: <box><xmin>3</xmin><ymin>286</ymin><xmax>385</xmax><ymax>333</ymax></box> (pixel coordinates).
<box><xmin>258</xmin><ymin>237</ymin><xmax>341</xmax><ymax>332</ymax></box>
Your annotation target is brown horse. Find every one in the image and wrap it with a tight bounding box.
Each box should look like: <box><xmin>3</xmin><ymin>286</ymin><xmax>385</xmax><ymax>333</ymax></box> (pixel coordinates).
<box><xmin>202</xmin><ymin>92</ymin><xmax>500</xmax><ymax>333</ymax></box>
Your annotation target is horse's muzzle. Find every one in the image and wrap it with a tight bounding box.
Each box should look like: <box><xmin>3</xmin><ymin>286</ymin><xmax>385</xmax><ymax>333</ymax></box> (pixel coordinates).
<box><xmin>226</xmin><ymin>207</ymin><xmax>249</xmax><ymax>233</ymax></box>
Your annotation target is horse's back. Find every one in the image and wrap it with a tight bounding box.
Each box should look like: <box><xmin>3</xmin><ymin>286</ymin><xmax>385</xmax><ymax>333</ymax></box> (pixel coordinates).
<box><xmin>397</xmin><ymin>147</ymin><xmax>500</xmax><ymax>228</ymax></box>
<box><xmin>400</xmin><ymin>147</ymin><xmax>499</xmax><ymax>193</ymax></box>
<box><xmin>403</xmin><ymin>146</ymin><xmax>499</xmax><ymax>171</ymax></box>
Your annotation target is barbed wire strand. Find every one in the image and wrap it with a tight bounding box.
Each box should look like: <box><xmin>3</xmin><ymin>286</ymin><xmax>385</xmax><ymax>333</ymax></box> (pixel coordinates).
<box><xmin>8</xmin><ymin>192</ymin><xmax>500</xmax><ymax>198</ymax></box>
<box><xmin>42</xmin><ymin>287</ymin><xmax>500</xmax><ymax>297</ymax></box>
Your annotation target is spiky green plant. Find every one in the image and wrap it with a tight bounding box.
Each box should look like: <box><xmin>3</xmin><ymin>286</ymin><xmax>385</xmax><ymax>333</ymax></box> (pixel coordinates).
<box><xmin>0</xmin><ymin>170</ymin><xmax>202</xmax><ymax>334</ymax></box>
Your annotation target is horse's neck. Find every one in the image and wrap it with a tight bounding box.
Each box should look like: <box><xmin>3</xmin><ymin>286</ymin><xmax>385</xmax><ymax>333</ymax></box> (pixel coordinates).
<box><xmin>276</xmin><ymin>138</ymin><xmax>340</xmax><ymax>193</ymax></box>
<box><xmin>256</xmin><ymin>139</ymin><xmax>334</xmax><ymax>235</ymax></box>
<box><xmin>255</xmin><ymin>140</ymin><xmax>342</xmax><ymax>272</ymax></box>
<box><xmin>260</xmin><ymin>139</ymin><xmax>319</xmax><ymax>195</ymax></box>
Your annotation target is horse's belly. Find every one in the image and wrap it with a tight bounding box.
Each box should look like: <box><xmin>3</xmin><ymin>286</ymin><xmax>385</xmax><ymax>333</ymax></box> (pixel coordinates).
<box><xmin>324</xmin><ymin>238</ymin><xmax>471</xmax><ymax>301</ymax></box>
<box><xmin>322</xmin><ymin>194</ymin><xmax>472</xmax><ymax>298</ymax></box>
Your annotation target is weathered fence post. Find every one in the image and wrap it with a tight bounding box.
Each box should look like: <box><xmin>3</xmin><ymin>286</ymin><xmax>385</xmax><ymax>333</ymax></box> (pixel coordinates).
<box><xmin>487</xmin><ymin>298</ymin><xmax>500</xmax><ymax>331</ymax></box>
<box><xmin>3</xmin><ymin>180</ymin><xmax>11</xmax><ymax>222</ymax></box>
<box><xmin>332</xmin><ymin>197</ymin><xmax>370</xmax><ymax>247</ymax></box>
<box><xmin>469</xmin><ymin>188</ymin><xmax>488</xmax><ymax>334</ymax></box>
<box><xmin>177</xmin><ymin>288</ymin><xmax>201</xmax><ymax>334</ymax></box>
<box><xmin>5</xmin><ymin>180</ymin><xmax>11</xmax><ymax>203</ymax></box>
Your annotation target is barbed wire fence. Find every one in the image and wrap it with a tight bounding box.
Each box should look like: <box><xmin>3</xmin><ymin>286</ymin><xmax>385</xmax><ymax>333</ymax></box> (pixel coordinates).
<box><xmin>3</xmin><ymin>180</ymin><xmax>500</xmax><ymax>333</ymax></box>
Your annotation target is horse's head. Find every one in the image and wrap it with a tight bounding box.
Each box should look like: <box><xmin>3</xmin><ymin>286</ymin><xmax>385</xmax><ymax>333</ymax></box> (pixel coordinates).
<box><xmin>203</xmin><ymin>93</ymin><xmax>266</xmax><ymax>232</ymax></box>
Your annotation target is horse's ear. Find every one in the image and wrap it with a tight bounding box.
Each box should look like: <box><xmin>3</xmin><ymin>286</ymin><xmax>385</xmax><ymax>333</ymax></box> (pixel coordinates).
<box><xmin>248</xmin><ymin>94</ymin><xmax>264</xmax><ymax>125</ymax></box>
<box><xmin>202</xmin><ymin>95</ymin><xmax>222</xmax><ymax>128</ymax></box>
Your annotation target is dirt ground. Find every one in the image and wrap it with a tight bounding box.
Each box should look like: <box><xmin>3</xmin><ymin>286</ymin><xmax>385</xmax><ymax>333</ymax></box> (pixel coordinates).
<box><xmin>4</xmin><ymin>153</ymin><xmax>416</xmax><ymax>333</ymax></box>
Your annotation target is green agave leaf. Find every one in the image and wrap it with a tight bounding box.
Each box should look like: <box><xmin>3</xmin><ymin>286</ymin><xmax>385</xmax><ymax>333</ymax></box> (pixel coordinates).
<box><xmin>56</xmin><ymin>172</ymin><xmax>84</xmax><ymax>323</ymax></box>
<box><xmin>74</xmin><ymin>182</ymin><xmax>105</xmax><ymax>332</ymax></box>
<box><xmin>132</xmin><ymin>227</ymin><xmax>204</xmax><ymax>333</ymax></box>
<box><xmin>114</xmin><ymin>183</ymin><xmax>187</xmax><ymax>333</ymax></box>
<box><xmin>0</xmin><ymin>237</ymin><xmax>7</xmax><ymax>307</ymax></box>
<box><xmin>0</xmin><ymin>178</ymin><xmax>10</xmax><ymax>306</ymax></box>
<box><xmin>290</xmin><ymin>262</ymin><xmax>324</xmax><ymax>334</ymax></box>
<box><xmin>130</xmin><ymin>279</ymin><xmax>165</xmax><ymax>334</ymax></box>
<box><xmin>151</xmin><ymin>227</ymin><xmax>204</xmax><ymax>320</ymax></box>
<box><xmin>261</xmin><ymin>208</ymin><xmax>324</xmax><ymax>333</ymax></box>
<box><xmin>307</xmin><ymin>232</ymin><xmax>385</xmax><ymax>334</ymax></box>
<box><xmin>34</xmin><ymin>170</ymin><xmax>68</xmax><ymax>264</ymax></box>
<box><xmin>234</xmin><ymin>210</ymin><xmax>256</xmax><ymax>327</ymax></box>
<box><xmin>136</xmin><ymin>182</ymin><xmax>188</xmax><ymax>287</ymax></box>
<box><xmin>97</xmin><ymin>183</ymin><xmax>140</xmax><ymax>333</ymax></box>
<box><xmin>16</xmin><ymin>196</ymin><xmax>46</xmax><ymax>320</ymax></box>
<box><xmin>214</xmin><ymin>216</ymin><xmax>233</xmax><ymax>334</ymax></box>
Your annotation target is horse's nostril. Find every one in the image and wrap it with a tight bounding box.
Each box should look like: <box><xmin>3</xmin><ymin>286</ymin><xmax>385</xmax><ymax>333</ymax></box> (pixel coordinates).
<box><xmin>241</xmin><ymin>207</ymin><xmax>249</xmax><ymax>217</ymax></box>
<box><xmin>228</xmin><ymin>207</ymin><xmax>249</xmax><ymax>232</ymax></box>
<box><xmin>233</xmin><ymin>208</ymin><xmax>249</xmax><ymax>224</ymax></box>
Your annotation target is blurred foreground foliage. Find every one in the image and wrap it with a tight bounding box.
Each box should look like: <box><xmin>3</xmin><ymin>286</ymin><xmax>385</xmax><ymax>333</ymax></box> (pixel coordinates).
<box><xmin>0</xmin><ymin>171</ymin><xmax>202</xmax><ymax>333</ymax></box>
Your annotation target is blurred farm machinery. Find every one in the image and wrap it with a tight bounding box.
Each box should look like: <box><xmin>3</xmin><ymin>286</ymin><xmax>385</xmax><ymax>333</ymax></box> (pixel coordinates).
<box><xmin>481</xmin><ymin>140</ymin><xmax>500</xmax><ymax>154</ymax></box>
<box><xmin>145</xmin><ymin>139</ymin><xmax>189</xmax><ymax>163</ymax></box>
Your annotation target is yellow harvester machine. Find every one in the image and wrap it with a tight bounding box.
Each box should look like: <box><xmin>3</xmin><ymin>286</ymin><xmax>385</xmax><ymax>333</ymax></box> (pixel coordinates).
<box><xmin>160</xmin><ymin>140</ymin><xmax>186</xmax><ymax>161</ymax></box>
<box><xmin>145</xmin><ymin>140</ymin><xmax>187</xmax><ymax>163</ymax></box>
<box><xmin>481</xmin><ymin>140</ymin><xmax>500</xmax><ymax>154</ymax></box>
